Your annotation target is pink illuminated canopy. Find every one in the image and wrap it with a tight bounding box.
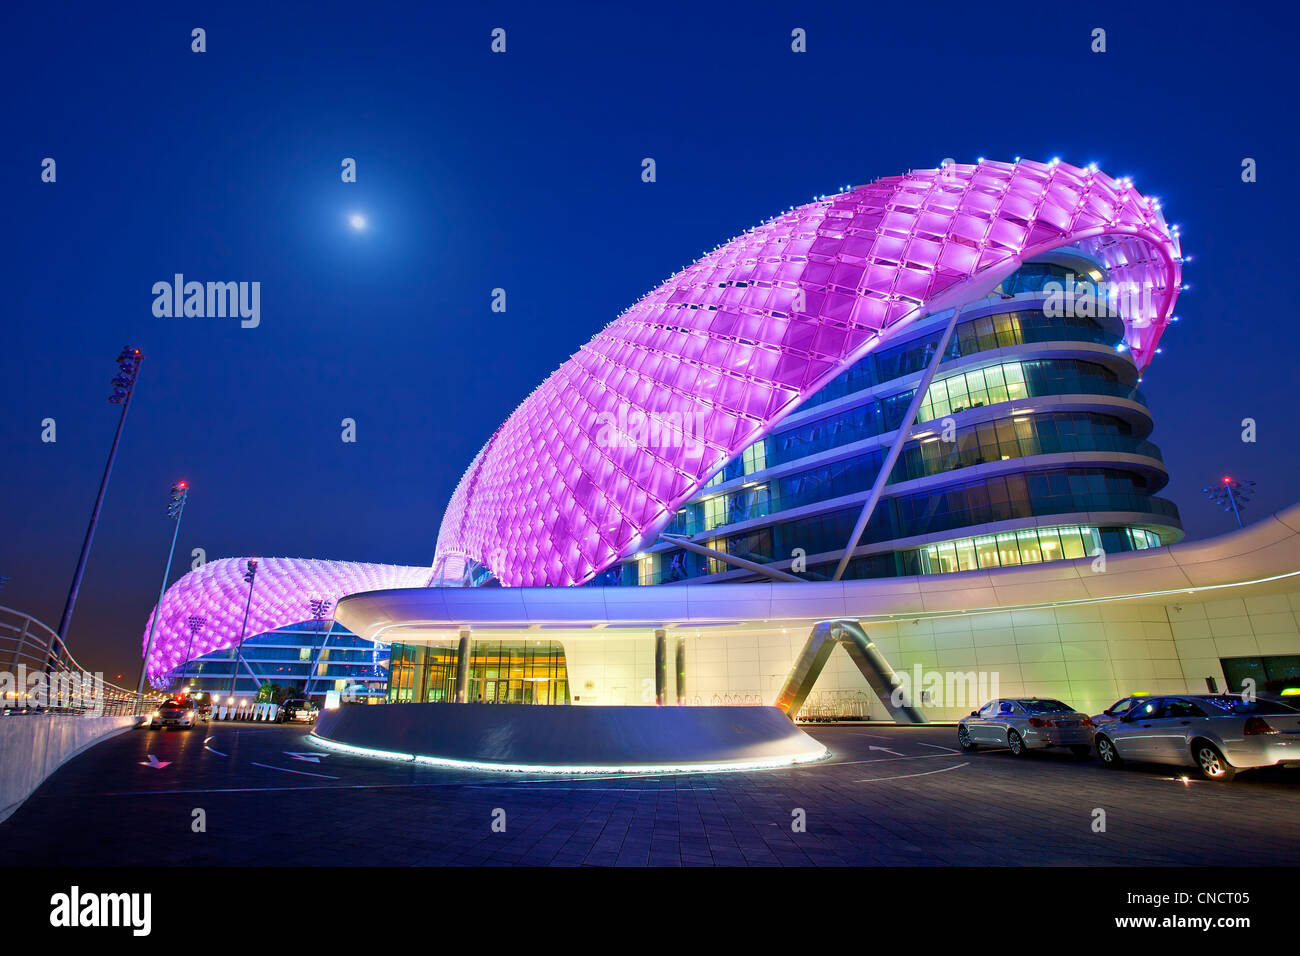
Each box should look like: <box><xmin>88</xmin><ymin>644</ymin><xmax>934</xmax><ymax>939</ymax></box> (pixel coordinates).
<box><xmin>141</xmin><ymin>557</ymin><xmax>431</xmax><ymax>688</ymax></box>
<box><xmin>433</xmin><ymin>159</ymin><xmax>1183</xmax><ymax>588</ymax></box>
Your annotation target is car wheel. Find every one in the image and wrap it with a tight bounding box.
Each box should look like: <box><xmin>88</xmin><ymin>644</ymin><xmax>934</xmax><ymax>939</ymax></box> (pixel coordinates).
<box><xmin>957</xmin><ymin>725</ymin><xmax>977</xmax><ymax>751</ymax></box>
<box><xmin>1069</xmin><ymin>745</ymin><xmax>1092</xmax><ymax>757</ymax></box>
<box><xmin>1095</xmin><ymin>735</ymin><xmax>1122</xmax><ymax>768</ymax></box>
<box><xmin>1192</xmin><ymin>741</ymin><xmax>1236</xmax><ymax>782</ymax></box>
<box><xmin>1007</xmin><ymin>729</ymin><xmax>1028</xmax><ymax>756</ymax></box>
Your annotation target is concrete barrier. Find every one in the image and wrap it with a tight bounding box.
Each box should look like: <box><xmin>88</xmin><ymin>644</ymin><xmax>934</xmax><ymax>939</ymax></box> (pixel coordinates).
<box><xmin>312</xmin><ymin>703</ymin><xmax>828</xmax><ymax>771</ymax></box>
<box><xmin>0</xmin><ymin>714</ymin><xmax>140</xmax><ymax>823</ymax></box>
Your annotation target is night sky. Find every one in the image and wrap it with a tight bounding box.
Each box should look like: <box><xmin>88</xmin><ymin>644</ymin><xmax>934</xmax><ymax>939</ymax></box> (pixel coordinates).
<box><xmin>2</xmin><ymin>1</ymin><xmax>1297</xmax><ymax>682</ymax></box>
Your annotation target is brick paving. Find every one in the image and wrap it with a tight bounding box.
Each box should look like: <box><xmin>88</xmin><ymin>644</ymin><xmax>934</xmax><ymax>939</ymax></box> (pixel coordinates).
<box><xmin>2</xmin><ymin>722</ymin><xmax>1297</xmax><ymax>866</ymax></box>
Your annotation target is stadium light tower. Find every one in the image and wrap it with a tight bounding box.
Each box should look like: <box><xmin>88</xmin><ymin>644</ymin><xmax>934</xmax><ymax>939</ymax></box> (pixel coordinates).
<box><xmin>138</xmin><ymin>481</ymin><xmax>189</xmax><ymax>695</ymax></box>
<box><xmin>178</xmin><ymin>615</ymin><xmax>206</xmax><ymax>692</ymax></box>
<box><xmin>228</xmin><ymin>559</ymin><xmax>260</xmax><ymax>698</ymax></box>
<box><xmin>304</xmin><ymin>597</ymin><xmax>333</xmax><ymax>697</ymax></box>
<box><xmin>1202</xmin><ymin>476</ymin><xmax>1255</xmax><ymax>528</ymax></box>
<box><xmin>56</xmin><ymin>347</ymin><xmax>144</xmax><ymax>648</ymax></box>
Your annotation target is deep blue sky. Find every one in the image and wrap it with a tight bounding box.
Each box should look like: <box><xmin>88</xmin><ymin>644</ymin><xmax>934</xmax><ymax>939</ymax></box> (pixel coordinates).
<box><xmin>2</xmin><ymin>1</ymin><xmax>1297</xmax><ymax>679</ymax></box>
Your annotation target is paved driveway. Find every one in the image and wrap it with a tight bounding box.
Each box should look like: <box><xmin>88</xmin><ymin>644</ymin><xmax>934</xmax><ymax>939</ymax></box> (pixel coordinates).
<box><xmin>1</xmin><ymin>722</ymin><xmax>1297</xmax><ymax>866</ymax></box>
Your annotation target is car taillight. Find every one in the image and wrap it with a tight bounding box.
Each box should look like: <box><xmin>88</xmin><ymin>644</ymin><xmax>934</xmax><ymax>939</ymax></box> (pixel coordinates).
<box><xmin>1028</xmin><ymin>717</ymin><xmax>1054</xmax><ymax>728</ymax></box>
<box><xmin>1243</xmin><ymin>716</ymin><xmax>1276</xmax><ymax>735</ymax></box>
<box><xmin>1081</xmin><ymin>716</ymin><xmax>1094</xmax><ymax>728</ymax></box>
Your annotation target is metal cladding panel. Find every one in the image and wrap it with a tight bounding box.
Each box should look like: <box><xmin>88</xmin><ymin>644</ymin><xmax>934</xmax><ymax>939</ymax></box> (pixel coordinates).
<box><xmin>435</xmin><ymin>159</ymin><xmax>1182</xmax><ymax>587</ymax></box>
<box><xmin>141</xmin><ymin>558</ymin><xmax>431</xmax><ymax>688</ymax></box>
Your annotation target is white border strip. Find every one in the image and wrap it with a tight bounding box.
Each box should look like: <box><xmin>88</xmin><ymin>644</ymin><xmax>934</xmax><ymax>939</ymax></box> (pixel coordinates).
<box><xmin>308</xmin><ymin>732</ymin><xmax>829</xmax><ymax>775</ymax></box>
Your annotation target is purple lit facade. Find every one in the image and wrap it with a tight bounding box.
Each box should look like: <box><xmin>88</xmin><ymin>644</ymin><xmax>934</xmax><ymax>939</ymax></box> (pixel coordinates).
<box><xmin>141</xmin><ymin>158</ymin><xmax>1184</xmax><ymax>685</ymax></box>
<box><xmin>433</xmin><ymin>160</ymin><xmax>1183</xmax><ymax>588</ymax></box>
<box><xmin>141</xmin><ymin>558</ymin><xmax>430</xmax><ymax>688</ymax></box>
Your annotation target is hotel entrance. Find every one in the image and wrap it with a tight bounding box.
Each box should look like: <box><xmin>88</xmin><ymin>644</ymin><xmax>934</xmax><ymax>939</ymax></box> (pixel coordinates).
<box><xmin>388</xmin><ymin>640</ymin><xmax>570</xmax><ymax>705</ymax></box>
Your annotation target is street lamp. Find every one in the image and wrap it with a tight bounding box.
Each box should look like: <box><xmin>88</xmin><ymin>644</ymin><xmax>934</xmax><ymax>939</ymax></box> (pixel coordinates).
<box><xmin>1202</xmin><ymin>476</ymin><xmax>1255</xmax><ymax>529</ymax></box>
<box><xmin>178</xmin><ymin>615</ymin><xmax>206</xmax><ymax>692</ymax></box>
<box><xmin>138</xmin><ymin>481</ymin><xmax>190</xmax><ymax>695</ymax></box>
<box><xmin>228</xmin><ymin>559</ymin><xmax>259</xmax><ymax>697</ymax></box>
<box><xmin>56</xmin><ymin>347</ymin><xmax>144</xmax><ymax>652</ymax></box>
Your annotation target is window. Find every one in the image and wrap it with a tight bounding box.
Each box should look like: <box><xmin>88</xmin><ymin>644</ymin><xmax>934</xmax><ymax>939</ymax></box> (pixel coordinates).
<box><xmin>1203</xmin><ymin>696</ymin><xmax>1300</xmax><ymax>716</ymax></box>
<box><xmin>1130</xmin><ymin>699</ymin><xmax>1163</xmax><ymax>720</ymax></box>
<box><xmin>1162</xmin><ymin>699</ymin><xmax>1208</xmax><ymax>718</ymax></box>
<box><xmin>1105</xmin><ymin>696</ymin><xmax>1145</xmax><ymax>716</ymax></box>
<box><xmin>387</xmin><ymin>641</ymin><xmax>571</xmax><ymax>705</ymax></box>
<box><xmin>636</xmin><ymin>554</ymin><xmax>656</xmax><ymax>586</ymax></box>
<box><xmin>701</xmin><ymin>495</ymin><xmax>727</xmax><ymax>531</ymax></box>
<box><xmin>1018</xmin><ymin>698</ymin><xmax>1073</xmax><ymax>713</ymax></box>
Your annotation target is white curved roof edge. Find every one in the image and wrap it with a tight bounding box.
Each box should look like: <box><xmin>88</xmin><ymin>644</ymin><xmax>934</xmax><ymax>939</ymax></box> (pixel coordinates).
<box><xmin>336</xmin><ymin>502</ymin><xmax>1300</xmax><ymax>642</ymax></box>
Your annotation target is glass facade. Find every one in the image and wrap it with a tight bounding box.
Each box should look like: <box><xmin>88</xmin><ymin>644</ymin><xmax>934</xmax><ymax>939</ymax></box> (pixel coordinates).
<box><xmin>388</xmin><ymin>641</ymin><xmax>570</xmax><ymax>705</ymax></box>
<box><xmin>912</xmin><ymin>524</ymin><xmax>1162</xmax><ymax>575</ymax></box>
<box><xmin>1219</xmin><ymin>656</ymin><xmax>1300</xmax><ymax>698</ymax></box>
<box><xmin>799</xmin><ymin>300</ymin><xmax>1123</xmax><ymax>411</ymax></box>
<box><xmin>592</xmin><ymin>257</ymin><xmax>1181</xmax><ymax>588</ymax></box>
<box><xmin>665</xmin><ymin>411</ymin><xmax>1162</xmax><ymax>537</ymax></box>
<box><xmin>626</xmin><ymin>467</ymin><xmax>1175</xmax><ymax>585</ymax></box>
<box><xmin>163</xmin><ymin>623</ymin><xmax>389</xmax><ymax>701</ymax></box>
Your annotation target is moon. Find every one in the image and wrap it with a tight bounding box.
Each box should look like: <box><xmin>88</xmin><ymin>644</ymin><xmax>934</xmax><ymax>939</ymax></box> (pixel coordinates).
<box><xmin>349</xmin><ymin>213</ymin><xmax>367</xmax><ymax>230</ymax></box>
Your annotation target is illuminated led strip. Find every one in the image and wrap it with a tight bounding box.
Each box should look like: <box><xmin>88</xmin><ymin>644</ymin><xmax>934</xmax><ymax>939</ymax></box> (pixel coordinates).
<box><xmin>354</xmin><ymin>566</ymin><xmax>1300</xmax><ymax>643</ymax></box>
<box><xmin>308</xmin><ymin>732</ymin><xmax>829</xmax><ymax>775</ymax></box>
<box><xmin>854</xmin><ymin>566</ymin><xmax>1300</xmax><ymax>627</ymax></box>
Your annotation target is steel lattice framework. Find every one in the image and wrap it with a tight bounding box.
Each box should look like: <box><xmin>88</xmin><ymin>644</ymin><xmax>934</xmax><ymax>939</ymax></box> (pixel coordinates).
<box><xmin>434</xmin><ymin>159</ymin><xmax>1183</xmax><ymax>587</ymax></box>
<box><xmin>142</xmin><ymin>558</ymin><xmax>431</xmax><ymax>688</ymax></box>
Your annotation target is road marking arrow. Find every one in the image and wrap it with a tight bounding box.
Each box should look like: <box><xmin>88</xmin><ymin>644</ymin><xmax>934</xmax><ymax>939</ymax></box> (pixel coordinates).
<box><xmin>868</xmin><ymin>745</ymin><xmax>904</xmax><ymax>757</ymax></box>
<box><xmin>284</xmin><ymin>752</ymin><xmax>328</xmax><ymax>763</ymax></box>
<box><xmin>139</xmin><ymin>754</ymin><xmax>172</xmax><ymax>769</ymax></box>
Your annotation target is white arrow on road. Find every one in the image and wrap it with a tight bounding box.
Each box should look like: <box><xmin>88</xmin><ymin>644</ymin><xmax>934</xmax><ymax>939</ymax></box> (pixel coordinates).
<box><xmin>283</xmin><ymin>752</ymin><xmax>329</xmax><ymax>763</ymax></box>
<box><xmin>139</xmin><ymin>754</ymin><xmax>171</xmax><ymax>769</ymax></box>
<box><xmin>868</xmin><ymin>745</ymin><xmax>905</xmax><ymax>757</ymax></box>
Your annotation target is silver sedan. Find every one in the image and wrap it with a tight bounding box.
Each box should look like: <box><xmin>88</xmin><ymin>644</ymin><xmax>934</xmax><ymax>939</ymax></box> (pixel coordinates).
<box><xmin>1092</xmin><ymin>694</ymin><xmax>1300</xmax><ymax>781</ymax></box>
<box><xmin>958</xmin><ymin>698</ymin><xmax>1095</xmax><ymax>756</ymax></box>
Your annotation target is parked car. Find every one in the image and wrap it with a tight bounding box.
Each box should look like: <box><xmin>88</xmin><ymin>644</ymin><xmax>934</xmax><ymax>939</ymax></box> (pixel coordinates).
<box><xmin>958</xmin><ymin>697</ymin><xmax>1094</xmax><ymax>756</ymax></box>
<box><xmin>277</xmin><ymin>699</ymin><xmax>318</xmax><ymax>723</ymax></box>
<box><xmin>1092</xmin><ymin>695</ymin><xmax>1150</xmax><ymax>723</ymax></box>
<box><xmin>1092</xmin><ymin>694</ymin><xmax>1300</xmax><ymax>781</ymax></box>
<box><xmin>150</xmin><ymin>697</ymin><xmax>201</xmax><ymax>730</ymax></box>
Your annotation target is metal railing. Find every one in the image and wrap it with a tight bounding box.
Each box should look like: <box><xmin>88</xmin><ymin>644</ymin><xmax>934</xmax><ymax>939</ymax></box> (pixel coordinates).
<box><xmin>0</xmin><ymin>605</ymin><xmax>154</xmax><ymax>717</ymax></box>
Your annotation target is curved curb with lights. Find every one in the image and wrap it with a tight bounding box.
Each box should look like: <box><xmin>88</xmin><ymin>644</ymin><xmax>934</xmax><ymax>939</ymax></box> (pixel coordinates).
<box><xmin>309</xmin><ymin>701</ymin><xmax>830</xmax><ymax>774</ymax></box>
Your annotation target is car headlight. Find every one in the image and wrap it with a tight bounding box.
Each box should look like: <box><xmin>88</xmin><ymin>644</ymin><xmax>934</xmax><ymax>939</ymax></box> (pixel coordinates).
<box><xmin>152</xmin><ymin>710</ymin><xmax>159</xmax><ymax>717</ymax></box>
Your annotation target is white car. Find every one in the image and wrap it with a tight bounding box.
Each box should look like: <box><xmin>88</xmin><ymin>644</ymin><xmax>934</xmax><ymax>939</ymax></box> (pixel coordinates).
<box><xmin>150</xmin><ymin>697</ymin><xmax>200</xmax><ymax>730</ymax></box>
<box><xmin>958</xmin><ymin>698</ymin><xmax>1095</xmax><ymax>756</ymax></box>
<box><xmin>1092</xmin><ymin>694</ymin><xmax>1300</xmax><ymax>781</ymax></box>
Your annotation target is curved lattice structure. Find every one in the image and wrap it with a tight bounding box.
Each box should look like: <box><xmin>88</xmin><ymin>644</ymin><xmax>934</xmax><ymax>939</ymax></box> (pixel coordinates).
<box><xmin>142</xmin><ymin>558</ymin><xmax>431</xmax><ymax>688</ymax></box>
<box><xmin>434</xmin><ymin>159</ymin><xmax>1183</xmax><ymax>587</ymax></box>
